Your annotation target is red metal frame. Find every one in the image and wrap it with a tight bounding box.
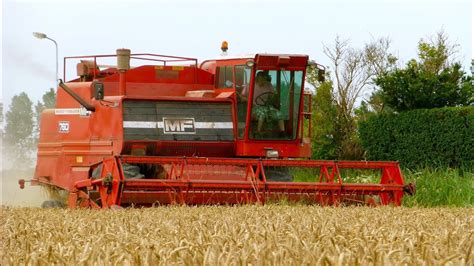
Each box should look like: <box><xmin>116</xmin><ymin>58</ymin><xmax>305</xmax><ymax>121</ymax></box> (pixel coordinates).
<box><xmin>71</xmin><ymin>156</ymin><xmax>410</xmax><ymax>208</ymax></box>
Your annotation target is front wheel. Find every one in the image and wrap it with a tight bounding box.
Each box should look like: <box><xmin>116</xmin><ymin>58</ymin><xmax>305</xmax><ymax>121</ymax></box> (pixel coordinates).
<box><xmin>41</xmin><ymin>200</ymin><xmax>65</xmax><ymax>208</ymax></box>
<box><xmin>264</xmin><ymin>167</ymin><xmax>293</xmax><ymax>182</ymax></box>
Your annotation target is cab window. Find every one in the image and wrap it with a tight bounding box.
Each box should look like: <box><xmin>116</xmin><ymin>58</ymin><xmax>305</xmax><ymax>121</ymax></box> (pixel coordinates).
<box><xmin>235</xmin><ymin>65</ymin><xmax>251</xmax><ymax>138</ymax></box>
<box><xmin>248</xmin><ymin>70</ymin><xmax>304</xmax><ymax>140</ymax></box>
<box><xmin>217</xmin><ymin>66</ymin><xmax>234</xmax><ymax>88</ymax></box>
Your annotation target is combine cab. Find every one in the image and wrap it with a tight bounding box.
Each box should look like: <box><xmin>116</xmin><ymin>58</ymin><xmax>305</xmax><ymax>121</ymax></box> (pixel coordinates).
<box><xmin>22</xmin><ymin>47</ymin><xmax>414</xmax><ymax>208</ymax></box>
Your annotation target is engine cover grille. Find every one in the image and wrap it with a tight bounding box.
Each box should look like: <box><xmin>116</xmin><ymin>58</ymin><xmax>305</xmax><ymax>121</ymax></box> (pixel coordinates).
<box><xmin>123</xmin><ymin>100</ymin><xmax>234</xmax><ymax>141</ymax></box>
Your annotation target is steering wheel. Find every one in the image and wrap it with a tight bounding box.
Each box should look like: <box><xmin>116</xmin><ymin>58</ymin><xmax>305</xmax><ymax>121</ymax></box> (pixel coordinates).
<box><xmin>255</xmin><ymin>92</ymin><xmax>274</xmax><ymax>106</ymax></box>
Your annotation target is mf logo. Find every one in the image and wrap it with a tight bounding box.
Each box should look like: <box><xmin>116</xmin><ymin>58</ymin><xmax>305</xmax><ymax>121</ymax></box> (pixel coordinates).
<box><xmin>163</xmin><ymin>118</ymin><xmax>195</xmax><ymax>134</ymax></box>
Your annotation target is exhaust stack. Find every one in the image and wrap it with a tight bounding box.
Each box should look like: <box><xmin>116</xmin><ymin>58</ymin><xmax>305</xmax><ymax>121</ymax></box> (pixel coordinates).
<box><xmin>117</xmin><ymin>48</ymin><xmax>131</xmax><ymax>95</ymax></box>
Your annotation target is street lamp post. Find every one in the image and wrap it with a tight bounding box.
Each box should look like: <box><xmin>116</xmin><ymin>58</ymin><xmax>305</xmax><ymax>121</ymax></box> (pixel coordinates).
<box><xmin>33</xmin><ymin>32</ymin><xmax>58</xmax><ymax>87</ymax></box>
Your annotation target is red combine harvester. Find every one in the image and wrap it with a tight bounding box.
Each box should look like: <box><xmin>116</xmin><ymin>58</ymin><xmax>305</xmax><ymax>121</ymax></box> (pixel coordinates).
<box><xmin>20</xmin><ymin>46</ymin><xmax>414</xmax><ymax>208</ymax></box>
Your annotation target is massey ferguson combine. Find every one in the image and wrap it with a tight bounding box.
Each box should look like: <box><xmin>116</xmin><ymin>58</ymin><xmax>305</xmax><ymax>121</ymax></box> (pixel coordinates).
<box><xmin>20</xmin><ymin>46</ymin><xmax>414</xmax><ymax>208</ymax></box>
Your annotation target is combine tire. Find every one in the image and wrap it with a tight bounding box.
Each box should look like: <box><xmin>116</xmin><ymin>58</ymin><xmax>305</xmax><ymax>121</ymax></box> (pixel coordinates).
<box><xmin>41</xmin><ymin>200</ymin><xmax>65</xmax><ymax>208</ymax></box>
<box><xmin>264</xmin><ymin>167</ymin><xmax>293</xmax><ymax>182</ymax></box>
<box><xmin>122</xmin><ymin>164</ymin><xmax>145</xmax><ymax>179</ymax></box>
<box><xmin>93</xmin><ymin>163</ymin><xmax>163</xmax><ymax>179</ymax></box>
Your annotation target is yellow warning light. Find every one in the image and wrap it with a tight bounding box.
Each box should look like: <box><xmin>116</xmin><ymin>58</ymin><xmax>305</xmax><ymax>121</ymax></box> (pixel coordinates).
<box><xmin>76</xmin><ymin>156</ymin><xmax>83</xmax><ymax>163</ymax></box>
<box><xmin>221</xmin><ymin>41</ymin><xmax>228</xmax><ymax>52</ymax></box>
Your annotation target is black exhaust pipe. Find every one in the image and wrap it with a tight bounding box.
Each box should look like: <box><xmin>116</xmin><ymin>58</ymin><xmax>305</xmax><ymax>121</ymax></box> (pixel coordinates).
<box><xmin>58</xmin><ymin>79</ymin><xmax>95</xmax><ymax>112</ymax></box>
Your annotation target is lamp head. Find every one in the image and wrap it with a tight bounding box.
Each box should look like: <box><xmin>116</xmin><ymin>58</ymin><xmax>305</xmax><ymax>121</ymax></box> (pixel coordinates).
<box><xmin>33</xmin><ymin>32</ymin><xmax>47</xmax><ymax>39</ymax></box>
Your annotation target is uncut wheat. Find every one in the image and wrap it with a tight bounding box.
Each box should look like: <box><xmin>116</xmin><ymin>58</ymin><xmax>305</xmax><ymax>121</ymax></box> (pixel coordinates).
<box><xmin>1</xmin><ymin>206</ymin><xmax>473</xmax><ymax>265</ymax></box>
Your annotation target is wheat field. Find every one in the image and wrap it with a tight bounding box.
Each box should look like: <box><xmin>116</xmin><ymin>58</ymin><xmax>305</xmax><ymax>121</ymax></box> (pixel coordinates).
<box><xmin>1</xmin><ymin>206</ymin><xmax>473</xmax><ymax>265</ymax></box>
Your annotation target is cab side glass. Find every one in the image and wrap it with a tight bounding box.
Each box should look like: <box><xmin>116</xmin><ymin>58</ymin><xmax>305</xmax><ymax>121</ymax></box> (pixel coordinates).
<box><xmin>248</xmin><ymin>70</ymin><xmax>304</xmax><ymax>140</ymax></box>
<box><xmin>217</xmin><ymin>66</ymin><xmax>234</xmax><ymax>88</ymax></box>
<box><xmin>235</xmin><ymin>65</ymin><xmax>251</xmax><ymax>139</ymax></box>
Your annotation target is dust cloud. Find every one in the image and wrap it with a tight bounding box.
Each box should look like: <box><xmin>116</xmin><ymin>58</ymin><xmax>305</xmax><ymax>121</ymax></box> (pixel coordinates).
<box><xmin>1</xmin><ymin>46</ymin><xmax>56</xmax><ymax>207</ymax></box>
<box><xmin>1</xmin><ymin>145</ymin><xmax>49</xmax><ymax>207</ymax></box>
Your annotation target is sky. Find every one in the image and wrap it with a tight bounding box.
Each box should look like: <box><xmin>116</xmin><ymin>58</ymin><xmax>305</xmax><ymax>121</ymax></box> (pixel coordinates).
<box><xmin>1</xmin><ymin>0</ymin><xmax>473</xmax><ymax>109</ymax></box>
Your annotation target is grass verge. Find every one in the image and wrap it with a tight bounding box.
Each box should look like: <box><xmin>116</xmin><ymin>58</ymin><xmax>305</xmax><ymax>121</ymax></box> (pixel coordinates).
<box><xmin>291</xmin><ymin>167</ymin><xmax>473</xmax><ymax>207</ymax></box>
<box><xmin>402</xmin><ymin>168</ymin><xmax>473</xmax><ymax>207</ymax></box>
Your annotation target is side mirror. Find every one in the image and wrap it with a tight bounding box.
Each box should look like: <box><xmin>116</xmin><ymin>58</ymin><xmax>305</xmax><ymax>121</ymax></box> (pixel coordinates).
<box><xmin>94</xmin><ymin>83</ymin><xmax>104</xmax><ymax>100</ymax></box>
<box><xmin>309</xmin><ymin>60</ymin><xmax>326</xmax><ymax>83</ymax></box>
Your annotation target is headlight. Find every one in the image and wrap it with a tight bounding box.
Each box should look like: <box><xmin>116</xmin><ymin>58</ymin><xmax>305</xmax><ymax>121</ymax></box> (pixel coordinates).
<box><xmin>265</xmin><ymin>149</ymin><xmax>279</xmax><ymax>158</ymax></box>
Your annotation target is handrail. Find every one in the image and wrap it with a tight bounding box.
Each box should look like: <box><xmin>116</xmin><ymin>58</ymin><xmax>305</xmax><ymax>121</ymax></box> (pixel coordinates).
<box><xmin>63</xmin><ymin>52</ymin><xmax>198</xmax><ymax>81</ymax></box>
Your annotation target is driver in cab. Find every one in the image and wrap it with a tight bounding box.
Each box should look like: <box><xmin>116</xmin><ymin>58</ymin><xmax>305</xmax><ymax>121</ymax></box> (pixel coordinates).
<box><xmin>240</xmin><ymin>71</ymin><xmax>285</xmax><ymax>133</ymax></box>
<box><xmin>252</xmin><ymin>71</ymin><xmax>274</xmax><ymax>104</ymax></box>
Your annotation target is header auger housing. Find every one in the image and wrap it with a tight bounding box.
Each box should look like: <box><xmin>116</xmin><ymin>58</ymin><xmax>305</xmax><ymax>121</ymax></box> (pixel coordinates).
<box><xmin>23</xmin><ymin>47</ymin><xmax>414</xmax><ymax>208</ymax></box>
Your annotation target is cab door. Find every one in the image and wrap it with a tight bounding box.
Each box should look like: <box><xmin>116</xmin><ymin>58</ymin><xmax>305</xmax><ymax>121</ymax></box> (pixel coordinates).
<box><xmin>236</xmin><ymin>54</ymin><xmax>311</xmax><ymax>158</ymax></box>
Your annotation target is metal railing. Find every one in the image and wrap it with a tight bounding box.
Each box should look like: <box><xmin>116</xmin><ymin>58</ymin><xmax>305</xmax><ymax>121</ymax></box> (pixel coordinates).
<box><xmin>63</xmin><ymin>53</ymin><xmax>198</xmax><ymax>81</ymax></box>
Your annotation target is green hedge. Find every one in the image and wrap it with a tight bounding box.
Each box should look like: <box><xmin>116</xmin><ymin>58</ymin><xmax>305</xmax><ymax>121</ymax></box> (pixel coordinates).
<box><xmin>359</xmin><ymin>107</ymin><xmax>474</xmax><ymax>170</ymax></box>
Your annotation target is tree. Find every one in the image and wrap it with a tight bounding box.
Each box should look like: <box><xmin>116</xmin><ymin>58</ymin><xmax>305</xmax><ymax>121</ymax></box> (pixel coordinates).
<box><xmin>418</xmin><ymin>31</ymin><xmax>459</xmax><ymax>74</ymax></box>
<box><xmin>5</xmin><ymin>92</ymin><xmax>35</xmax><ymax>165</ymax></box>
<box><xmin>34</xmin><ymin>101</ymin><xmax>44</xmax><ymax>139</ymax></box>
<box><xmin>323</xmin><ymin>36</ymin><xmax>395</xmax><ymax>123</ymax></box>
<box><xmin>366</xmin><ymin>90</ymin><xmax>389</xmax><ymax>113</ymax></box>
<box><xmin>34</xmin><ymin>88</ymin><xmax>57</xmax><ymax>139</ymax></box>
<box><xmin>311</xmin><ymin>81</ymin><xmax>337</xmax><ymax>159</ymax></box>
<box><xmin>376</xmin><ymin>31</ymin><xmax>474</xmax><ymax>112</ymax></box>
<box><xmin>354</xmin><ymin>90</ymin><xmax>395</xmax><ymax>124</ymax></box>
<box><xmin>42</xmin><ymin>88</ymin><xmax>57</xmax><ymax>109</ymax></box>
<box><xmin>354</xmin><ymin>100</ymin><xmax>371</xmax><ymax>122</ymax></box>
<box><xmin>322</xmin><ymin>36</ymin><xmax>395</xmax><ymax>159</ymax></box>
